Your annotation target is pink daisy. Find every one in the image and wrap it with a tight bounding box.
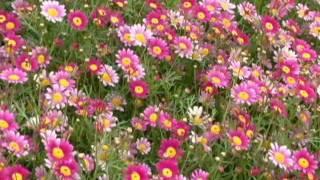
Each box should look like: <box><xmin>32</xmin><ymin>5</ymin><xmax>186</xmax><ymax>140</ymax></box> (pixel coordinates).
<box><xmin>171</xmin><ymin>121</ymin><xmax>191</xmax><ymax>141</ymax></box>
<box><xmin>40</xmin><ymin>110</ymin><xmax>68</xmax><ymax>132</ymax></box>
<box><xmin>142</xmin><ymin>105</ymin><xmax>160</xmax><ymax>127</ymax></box>
<box><xmin>45</xmin><ymin>137</ymin><xmax>74</xmax><ymax>162</ymax></box>
<box><xmin>1</xmin><ymin>131</ymin><xmax>29</xmax><ymax>157</ymax></box>
<box><xmin>190</xmin><ymin>169</ymin><xmax>209</xmax><ymax>180</ymax></box>
<box><xmin>4</xmin><ymin>33</ymin><xmax>25</xmax><ymax>53</ymax></box>
<box><xmin>95</xmin><ymin>112</ymin><xmax>118</xmax><ymax>133</ymax></box>
<box><xmin>0</xmin><ymin>68</ymin><xmax>28</xmax><ymax>84</ymax></box>
<box><xmin>158</xmin><ymin>111</ymin><xmax>176</xmax><ymax>131</ymax></box>
<box><xmin>193</xmin><ymin>5</ymin><xmax>211</xmax><ymax>22</ymax></box>
<box><xmin>206</xmin><ymin>65</ymin><xmax>231</xmax><ymax>88</ymax></box>
<box><xmin>79</xmin><ymin>154</ymin><xmax>95</xmax><ymax>172</ymax></box>
<box><xmin>40</xmin><ymin>0</ymin><xmax>66</xmax><ymax>23</ymax></box>
<box><xmin>129</xmin><ymin>80</ymin><xmax>150</xmax><ymax>99</ymax></box>
<box><xmin>130</xmin><ymin>24</ymin><xmax>153</xmax><ymax>47</ymax></box>
<box><xmin>98</xmin><ymin>64</ymin><xmax>119</xmax><ymax>87</ymax></box>
<box><xmin>267</xmin><ymin>142</ymin><xmax>293</xmax><ymax>170</ymax></box>
<box><xmin>294</xmin><ymin>149</ymin><xmax>318</xmax><ymax>174</ymax></box>
<box><xmin>156</xmin><ymin>160</ymin><xmax>180</xmax><ymax>179</ymax></box>
<box><xmin>117</xmin><ymin>25</ymin><xmax>135</xmax><ymax>46</ymax></box>
<box><xmin>262</xmin><ymin>16</ymin><xmax>280</xmax><ymax>34</ymax></box>
<box><xmin>158</xmin><ymin>138</ymin><xmax>184</xmax><ymax>160</ymax></box>
<box><xmin>50</xmin><ymin>70</ymin><xmax>75</xmax><ymax>90</ymax></box>
<box><xmin>116</xmin><ymin>48</ymin><xmax>140</xmax><ymax>71</ymax></box>
<box><xmin>131</xmin><ymin>117</ymin><xmax>148</xmax><ymax>131</ymax></box>
<box><xmin>109</xmin><ymin>10</ymin><xmax>124</xmax><ymax>27</ymax></box>
<box><xmin>231</xmin><ymin>81</ymin><xmax>261</xmax><ymax>105</ymax></box>
<box><xmin>228</xmin><ymin>129</ymin><xmax>250</xmax><ymax>151</ymax></box>
<box><xmin>45</xmin><ymin>84</ymin><xmax>70</xmax><ymax>109</ymax></box>
<box><xmin>293</xmin><ymin>39</ymin><xmax>310</xmax><ymax>52</ymax></box>
<box><xmin>16</xmin><ymin>53</ymin><xmax>39</xmax><ymax>72</ymax></box>
<box><xmin>1</xmin><ymin>165</ymin><xmax>30</xmax><ymax>180</ymax></box>
<box><xmin>147</xmin><ymin>38</ymin><xmax>170</xmax><ymax>60</ymax></box>
<box><xmin>67</xmin><ymin>10</ymin><xmax>89</xmax><ymax>31</ymax></box>
<box><xmin>0</xmin><ymin>109</ymin><xmax>19</xmax><ymax>132</ymax></box>
<box><xmin>54</xmin><ymin>159</ymin><xmax>80</xmax><ymax>180</ymax></box>
<box><xmin>278</xmin><ymin>59</ymin><xmax>300</xmax><ymax>76</ymax></box>
<box><xmin>299</xmin><ymin>48</ymin><xmax>318</xmax><ymax>63</ymax></box>
<box><xmin>124</xmin><ymin>164</ymin><xmax>152</xmax><ymax>180</ymax></box>
<box><xmin>87</xmin><ymin>57</ymin><xmax>103</xmax><ymax>74</ymax></box>
<box><xmin>173</xmin><ymin>36</ymin><xmax>193</xmax><ymax>58</ymax></box>
<box><xmin>296</xmin><ymin>83</ymin><xmax>317</xmax><ymax>103</ymax></box>
<box><xmin>31</xmin><ymin>47</ymin><xmax>52</xmax><ymax>68</ymax></box>
<box><xmin>1</xmin><ymin>14</ymin><xmax>21</xmax><ymax>33</ymax></box>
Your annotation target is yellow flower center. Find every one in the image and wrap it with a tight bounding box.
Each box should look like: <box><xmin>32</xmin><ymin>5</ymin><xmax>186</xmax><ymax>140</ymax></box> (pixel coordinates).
<box><xmin>246</xmin><ymin>130</ymin><xmax>254</xmax><ymax>138</ymax></box>
<box><xmin>9</xmin><ymin>141</ymin><xmax>20</xmax><ymax>152</ymax></box>
<box><xmin>265</xmin><ymin>22</ymin><xmax>274</xmax><ymax>30</ymax></box>
<box><xmin>110</xmin><ymin>16</ymin><xmax>119</xmax><ymax>23</ymax></box>
<box><xmin>238</xmin><ymin>91</ymin><xmax>250</xmax><ymax>100</ymax></box>
<box><xmin>237</xmin><ymin>37</ymin><xmax>244</xmax><ymax>44</ymax></box>
<box><xmin>89</xmin><ymin>64</ymin><xmax>98</xmax><ymax>71</ymax></box>
<box><xmin>149</xmin><ymin>2</ymin><xmax>157</xmax><ymax>9</ymax></box>
<box><xmin>131</xmin><ymin>172</ymin><xmax>141</xmax><ymax>180</ymax></box>
<box><xmin>152</xmin><ymin>46</ymin><xmax>162</xmax><ymax>55</ymax></box>
<box><xmin>210</xmin><ymin>124</ymin><xmax>221</xmax><ymax>135</ymax></box>
<box><xmin>177</xmin><ymin>128</ymin><xmax>185</xmax><ymax>136</ymax></box>
<box><xmin>162</xmin><ymin>168</ymin><xmax>173</xmax><ymax>178</ymax></box>
<box><xmin>6</xmin><ymin>22</ymin><xmax>15</xmax><ymax>30</ymax></box>
<box><xmin>183</xmin><ymin>2</ymin><xmax>191</xmax><ymax>8</ymax></box>
<box><xmin>274</xmin><ymin>152</ymin><xmax>285</xmax><ymax>164</ymax></box>
<box><xmin>122</xmin><ymin>57</ymin><xmax>132</xmax><ymax>66</ymax></box>
<box><xmin>163</xmin><ymin>119</ymin><xmax>172</xmax><ymax>128</ymax></box>
<box><xmin>302</xmin><ymin>52</ymin><xmax>311</xmax><ymax>59</ymax></box>
<box><xmin>197</xmin><ymin>12</ymin><xmax>205</xmax><ymax>20</ymax></box>
<box><xmin>300</xmin><ymin>90</ymin><xmax>309</xmax><ymax>98</ymax></box>
<box><xmin>11</xmin><ymin>173</ymin><xmax>23</xmax><ymax>180</ymax></box>
<box><xmin>298</xmin><ymin>158</ymin><xmax>310</xmax><ymax>169</ymax></box>
<box><xmin>157</xmin><ymin>24</ymin><xmax>164</xmax><ymax>31</ymax></box>
<box><xmin>7</xmin><ymin>39</ymin><xmax>17</xmax><ymax>47</ymax></box>
<box><xmin>59</xmin><ymin>79</ymin><xmax>70</xmax><ymax>88</ymax></box>
<box><xmin>102</xmin><ymin>73</ymin><xmax>112</xmax><ymax>83</ymax></box>
<box><xmin>178</xmin><ymin>42</ymin><xmax>187</xmax><ymax>49</ymax></box>
<box><xmin>165</xmin><ymin>147</ymin><xmax>177</xmax><ymax>158</ymax></box>
<box><xmin>232</xmin><ymin>136</ymin><xmax>242</xmax><ymax>146</ymax></box>
<box><xmin>60</xmin><ymin>165</ymin><xmax>72</xmax><ymax>176</ymax></box>
<box><xmin>0</xmin><ymin>15</ymin><xmax>6</xmax><ymax>23</ymax></box>
<box><xmin>8</xmin><ymin>74</ymin><xmax>20</xmax><ymax>81</ymax></box>
<box><xmin>222</xmin><ymin>19</ymin><xmax>231</xmax><ymax>28</ymax></box>
<box><xmin>103</xmin><ymin>119</ymin><xmax>111</xmax><ymax>128</ymax></box>
<box><xmin>0</xmin><ymin>119</ymin><xmax>9</xmax><ymax>129</ymax></box>
<box><xmin>53</xmin><ymin>92</ymin><xmax>63</xmax><ymax>103</ymax></box>
<box><xmin>151</xmin><ymin>18</ymin><xmax>159</xmax><ymax>24</ymax></box>
<box><xmin>134</xmin><ymin>86</ymin><xmax>144</xmax><ymax>94</ymax></box>
<box><xmin>37</xmin><ymin>55</ymin><xmax>46</xmax><ymax>64</ymax></box>
<box><xmin>21</xmin><ymin>61</ymin><xmax>32</xmax><ymax>71</ymax></box>
<box><xmin>149</xmin><ymin>113</ymin><xmax>158</xmax><ymax>122</ymax></box>
<box><xmin>65</xmin><ymin>66</ymin><xmax>74</xmax><ymax>72</ymax></box>
<box><xmin>211</xmin><ymin>77</ymin><xmax>221</xmax><ymax>84</ymax></box>
<box><xmin>72</xmin><ymin>17</ymin><xmax>83</xmax><ymax>26</ymax></box>
<box><xmin>124</xmin><ymin>33</ymin><xmax>132</xmax><ymax>42</ymax></box>
<box><xmin>282</xmin><ymin>66</ymin><xmax>290</xmax><ymax>74</ymax></box>
<box><xmin>135</xmin><ymin>33</ymin><xmax>146</xmax><ymax>44</ymax></box>
<box><xmin>52</xmin><ymin>147</ymin><xmax>65</xmax><ymax>159</ymax></box>
<box><xmin>47</xmin><ymin>8</ymin><xmax>59</xmax><ymax>17</ymax></box>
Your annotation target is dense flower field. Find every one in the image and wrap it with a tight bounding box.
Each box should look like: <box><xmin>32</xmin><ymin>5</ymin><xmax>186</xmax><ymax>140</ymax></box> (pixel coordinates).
<box><xmin>0</xmin><ymin>0</ymin><xmax>320</xmax><ymax>179</ymax></box>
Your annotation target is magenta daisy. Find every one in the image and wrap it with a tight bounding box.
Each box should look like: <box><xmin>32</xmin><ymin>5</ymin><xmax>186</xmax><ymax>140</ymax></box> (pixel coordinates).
<box><xmin>270</xmin><ymin>98</ymin><xmax>288</xmax><ymax>118</ymax></box>
<box><xmin>87</xmin><ymin>57</ymin><xmax>103</xmax><ymax>74</ymax></box>
<box><xmin>190</xmin><ymin>169</ymin><xmax>209</xmax><ymax>180</ymax></box>
<box><xmin>171</xmin><ymin>121</ymin><xmax>190</xmax><ymax>141</ymax></box>
<box><xmin>54</xmin><ymin>159</ymin><xmax>80</xmax><ymax>180</ymax></box>
<box><xmin>45</xmin><ymin>137</ymin><xmax>74</xmax><ymax>162</ymax></box>
<box><xmin>67</xmin><ymin>10</ymin><xmax>89</xmax><ymax>31</ymax></box>
<box><xmin>267</xmin><ymin>142</ymin><xmax>293</xmax><ymax>170</ymax></box>
<box><xmin>193</xmin><ymin>5</ymin><xmax>211</xmax><ymax>22</ymax></box>
<box><xmin>299</xmin><ymin>48</ymin><xmax>318</xmax><ymax>63</ymax></box>
<box><xmin>50</xmin><ymin>70</ymin><xmax>75</xmax><ymax>90</ymax></box>
<box><xmin>278</xmin><ymin>59</ymin><xmax>300</xmax><ymax>76</ymax></box>
<box><xmin>156</xmin><ymin>159</ymin><xmax>180</xmax><ymax>179</ymax></box>
<box><xmin>158</xmin><ymin>138</ymin><xmax>184</xmax><ymax>160</ymax></box>
<box><xmin>0</xmin><ymin>109</ymin><xmax>18</xmax><ymax>132</ymax></box>
<box><xmin>1</xmin><ymin>165</ymin><xmax>30</xmax><ymax>180</ymax></box>
<box><xmin>116</xmin><ymin>48</ymin><xmax>140</xmax><ymax>71</ymax></box>
<box><xmin>296</xmin><ymin>84</ymin><xmax>317</xmax><ymax>103</ymax></box>
<box><xmin>130</xmin><ymin>24</ymin><xmax>153</xmax><ymax>47</ymax></box>
<box><xmin>142</xmin><ymin>105</ymin><xmax>160</xmax><ymax>127</ymax></box>
<box><xmin>129</xmin><ymin>80</ymin><xmax>150</xmax><ymax>99</ymax></box>
<box><xmin>262</xmin><ymin>16</ymin><xmax>280</xmax><ymax>34</ymax></box>
<box><xmin>16</xmin><ymin>53</ymin><xmax>39</xmax><ymax>72</ymax></box>
<box><xmin>231</xmin><ymin>81</ymin><xmax>261</xmax><ymax>105</ymax></box>
<box><xmin>124</xmin><ymin>164</ymin><xmax>152</xmax><ymax>180</ymax></box>
<box><xmin>158</xmin><ymin>111</ymin><xmax>176</xmax><ymax>131</ymax></box>
<box><xmin>4</xmin><ymin>33</ymin><xmax>25</xmax><ymax>53</ymax></box>
<box><xmin>293</xmin><ymin>149</ymin><xmax>318</xmax><ymax>174</ymax></box>
<box><xmin>1</xmin><ymin>131</ymin><xmax>29</xmax><ymax>157</ymax></box>
<box><xmin>0</xmin><ymin>68</ymin><xmax>28</xmax><ymax>84</ymax></box>
<box><xmin>40</xmin><ymin>0</ymin><xmax>66</xmax><ymax>23</ymax></box>
<box><xmin>173</xmin><ymin>36</ymin><xmax>193</xmax><ymax>58</ymax></box>
<box><xmin>147</xmin><ymin>37</ymin><xmax>170</xmax><ymax>60</ymax></box>
<box><xmin>228</xmin><ymin>129</ymin><xmax>250</xmax><ymax>151</ymax></box>
<box><xmin>206</xmin><ymin>65</ymin><xmax>231</xmax><ymax>88</ymax></box>
<box><xmin>98</xmin><ymin>64</ymin><xmax>119</xmax><ymax>87</ymax></box>
<box><xmin>45</xmin><ymin>84</ymin><xmax>70</xmax><ymax>109</ymax></box>
<box><xmin>131</xmin><ymin>117</ymin><xmax>148</xmax><ymax>131</ymax></box>
<box><xmin>31</xmin><ymin>47</ymin><xmax>52</xmax><ymax>68</ymax></box>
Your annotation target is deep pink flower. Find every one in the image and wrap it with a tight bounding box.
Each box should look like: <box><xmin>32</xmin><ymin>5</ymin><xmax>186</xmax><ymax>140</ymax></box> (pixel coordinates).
<box><xmin>45</xmin><ymin>137</ymin><xmax>74</xmax><ymax>162</ymax></box>
<box><xmin>156</xmin><ymin>159</ymin><xmax>180</xmax><ymax>179</ymax></box>
<box><xmin>0</xmin><ymin>68</ymin><xmax>28</xmax><ymax>84</ymax></box>
<box><xmin>54</xmin><ymin>159</ymin><xmax>80</xmax><ymax>180</ymax></box>
<box><xmin>296</xmin><ymin>84</ymin><xmax>317</xmax><ymax>103</ymax></box>
<box><xmin>0</xmin><ymin>109</ymin><xmax>18</xmax><ymax>132</ymax></box>
<box><xmin>129</xmin><ymin>80</ymin><xmax>150</xmax><ymax>99</ymax></box>
<box><xmin>262</xmin><ymin>16</ymin><xmax>280</xmax><ymax>34</ymax></box>
<box><xmin>158</xmin><ymin>111</ymin><xmax>176</xmax><ymax>131</ymax></box>
<box><xmin>147</xmin><ymin>37</ymin><xmax>170</xmax><ymax>60</ymax></box>
<box><xmin>294</xmin><ymin>149</ymin><xmax>318</xmax><ymax>174</ymax></box>
<box><xmin>68</xmin><ymin>10</ymin><xmax>89</xmax><ymax>31</ymax></box>
<box><xmin>124</xmin><ymin>164</ymin><xmax>151</xmax><ymax>180</ymax></box>
<box><xmin>16</xmin><ymin>53</ymin><xmax>39</xmax><ymax>72</ymax></box>
<box><xmin>228</xmin><ymin>129</ymin><xmax>250</xmax><ymax>151</ymax></box>
<box><xmin>142</xmin><ymin>105</ymin><xmax>160</xmax><ymax>127</ymax></box>
<box><xmin>270</xmin><ymin>98</ymin><xmax>288</xmax><ymax>118</ymax></box>
<box><xmin>231</xmin><ymin>81</ymin><xmax>261</xmax><ymax>105</ymax></box>
<box><xmin>1</xmin><ymin>165</ymin><xmax>30</xmax><ymax>180</ymax></box>
<box><xmin>158</xmin><ymin>138</ymin><xmax>184</xmax><ymax>160</ymax></box>
<box><xmin>191</xmin><ymin>169</ymin><xmax>209</xmax><ymax>180</ymax></box>
<box><xmin>206</xmin><ymin>65</ymin><xmax>231</xmax><ymax>88</ymax></box>
<box><xmin>171</xmin><ymin>121</ymin><xmax>191</xmax><ymax>141</ymax></box>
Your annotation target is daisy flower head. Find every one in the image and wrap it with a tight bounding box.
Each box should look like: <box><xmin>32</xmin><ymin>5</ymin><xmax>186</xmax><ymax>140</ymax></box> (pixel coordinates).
<box><xmin>1</xmin><ymin>13</ymin><xmax>21</xmax><ymax>33</ymax></box>
<box><xmin>262</xmin><ymin>16</ymin><xmax>280</xmax><ymax>34</ymax></box>
<box><xmin>130</xmin><ymin>24</ymin><xmax>153</xmax><ymax>47</ymax></box>
<box><xmin>1</xmin><ymin>165</ymin><xmax>30</xmax><ymax>180</ymax></box>
<box><xmin>193</xmin><ymin>5</ymin><xmax>211</xmax><ymax>22</ymax></box>
<box><xmin>191</xmin><ymin>169</ymin><xmax>209</xmax><ymax>180</ymax></box>
<box><xmin>45</xmin><ymin>84</ymin><xmax>70</xmax><ymax>109</ymax></box>
<box><xmin>147</xmin><ymin>37</ymin><xmax>170</xmax><ymax>60</ymax></box>
<box><xmin>131</xmin><ymin>117</ymin><xmax>148</xmax><ymax>131</ymax></box>
<box><xmin>0</xmin><ymin>68</ymin><xmax>28</xmax><ymax>84</ymax></box>
<box><xmin>158</xmin><ymin>111</ymin><xmax>175</xmax><ymax>131</ymax></box>
<box><xmin>297</xmin><ymin>84</ymin><xmax>317</xmax><ymax>103</ymax></box>
<box><xmin>98</xmin><ymin>64</ymin><xmax>119</xmax><ymax>87</ymax></box>
<box><xmin>294</xmin><ymin>149</ymin><xmax>318</xmax><ymax>174</ymax></box>
<box><xmin>228</xmin><ymin>129</ymin><xmax>250</xmax><ymax>151</ymax></box>
<box><xmin>129</xmin><ymin>80</ymin><xmax>150</xmax><ymax>99</ymax></box>
<box><xmin>206</xmin><ymin>65</ymin><xmax>231</xmax><ymax>88</ymax></box>
<box><xmin>124</xmin><ymin>163</ymin><xmax>152</xmax><ymax>180</ymax></box>
<box><xmin>173</xmin><ymin>36</ymin><xmax>193</xmax><ymax>58</ymax></box>
<box><xmin>4</xmin><ymin>33</ymin><xmax>25</xmax><ymax>53</ymax></box>
<box><xmin>267</xmin><ymin>142</ymin><xmax>293</xmax><ymax>170</ymax></box>
<box><xmin>158</xmin><ymin>138</ymin><xmax>184</xmax><ymax>160</ymax></box>
<box><xmin>142</xmin><ymin>105</ymin><xmax>160</xmax><ymax>127</ymax></box>
<box><xmin>309</xmin><ymin>22</ymin><xmax>320</xmax><ymax>40</ymax></box>
<box><xmin>117</xmin><ymin>25</ymin><xmax>135</xmax><ymax>46</ymax></box>
<box><xmin>0</xmin><ymin>109</ymin><xmax>18</xmax><ymax>132</ymax></box>
<box><xmin>54</xmin><ymin>159</ymin><xmax>80</xmax><ymax>180</ymax></box>
<box><xmin>270</xmin><ymin>99</ymin><xmax>288</xmax><ymax>118</ymax></box>
<box><xmin>135</xmin><ymin>138</ymin><xmax>151</xmax><ymax>155</ymax></box>
<box><xmin>156</xmin><ymin>159</ymin><xmax>180</xmax><ymax>179</ymax></box>
<box><xmin>299</xmin><ymin>48</ymin><xmax>318</xmax><ymax>63</ymax></box>
<box><xmin>16</xmin><ymin>53</ymin><xmax>39</xmax><ymax>72</ymax></box>
<box><xmin>95</xmin><ymin>112</ymin><xmax>118</xmax><ymax>133</ymax></box>
<box><xmin>116</xmin><ymin>48</ymin><xmax>140</xmax><ymax>71</ymax></box>
<box><xmin>67</xmin><ymin>10</ymin><xmax>89</xmax><ymax>31</ymax></box>
<box><xmin>1</xmin><ymin>131</ymin><xmax>29</xmax><ymax>157</ymax></box>
<box><xmin>31</xmin><ymin>47</ymin><xmax>52</xmax><ymax>68</ymax></box>
<box><xmin>180</xmin><ymin>0</ymin><xmax>197</xmax><ymax>12</ymax></box>
<box><xmin>171</xmin><ymin>121</ymin><xmax>190</xmax><ymax>141</ymax></box>
<box><xmin>50</xmin><ymin>70</ymin><xmax>75</xmax><ymax>90</ymax></box>
<box><xmin>109</xmin><ymin>10</ymin><xmax>124</xmax><ymax>27</ymax></box>
<box><xmin>45</xmin><ymin>137</ymin><xmax>74</xmax><ymax>162</ymax></box>
<box><xmin>219</xmin><ymin>0</ymin><xmax>236</xmax><ymax>13</ymax></box>
<box><xmin>87</xmin><ymin>57</ymin><xmax>103</xmax><ymax>74</ymax></box>
<box><xmin>231</xmin><ymin>81</ymin><xmax>261</xmax><ymax>105</ymax></box>
<box><xmin>41</xmin><ymin>0</ymin><xmax>66</xmax><ymax>23</ymax></box>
